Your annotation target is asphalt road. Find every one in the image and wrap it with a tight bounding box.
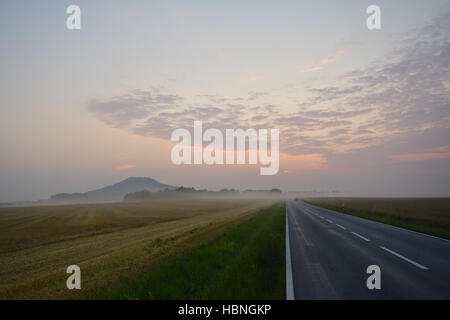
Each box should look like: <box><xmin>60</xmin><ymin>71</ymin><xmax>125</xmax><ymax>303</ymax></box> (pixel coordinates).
<box><xmin>286</xmin><ymin>199</ymin><xmax>450</xmax><ymax>299</ymax></box>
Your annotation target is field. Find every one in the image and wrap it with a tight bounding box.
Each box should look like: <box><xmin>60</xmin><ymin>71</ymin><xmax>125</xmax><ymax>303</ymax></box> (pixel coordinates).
<box><xmin>0</xmin><ymin>199</ymin><xmax>277</xmax><ymax>299</ymax></box>
<box><xmin>303</xmin><ymin>197</ymin><xmax>450</xmax><ymax>239</ymax></box>
<box><xmin>91</xmin><ymin>203</ymin><xmax>285</xmax><ymax>299</ymax></box>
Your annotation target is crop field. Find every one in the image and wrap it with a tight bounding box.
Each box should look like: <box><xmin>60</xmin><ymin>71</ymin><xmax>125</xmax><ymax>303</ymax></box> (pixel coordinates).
<box><xmin>0</xmin><ymin>199</ymin><xmax>276</xmax><ymax>299</ymax></box>
<box><xmin>303</xmin><ymin>197</ymin><xmax>450</xmax><ymax>239</ymax></box>
<box><xmin>92</xmin><ymin>203</ymin><xmax>285</xmax><ymax>299</ymax></box>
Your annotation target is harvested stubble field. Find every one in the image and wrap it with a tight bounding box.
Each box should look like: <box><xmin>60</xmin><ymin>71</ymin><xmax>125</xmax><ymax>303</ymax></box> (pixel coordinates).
<box><xmin>0</xmin><ymin>199</ymin><xmax>275</xmax><ymax>299</ymax></box>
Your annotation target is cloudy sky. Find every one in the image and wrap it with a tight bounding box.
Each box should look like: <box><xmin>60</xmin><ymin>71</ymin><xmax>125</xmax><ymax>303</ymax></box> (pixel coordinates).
<box><xmin>0</xmin><ymin>0</ymin><xmax>449</xmax><ymax>201</ymax></box>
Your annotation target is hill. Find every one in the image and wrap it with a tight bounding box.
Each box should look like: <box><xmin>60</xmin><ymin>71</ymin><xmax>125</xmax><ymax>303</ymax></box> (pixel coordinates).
<box><xmin>50</xmin><ymin>177</ymin><xmax>176</xmax><ymax>204</ymax></box>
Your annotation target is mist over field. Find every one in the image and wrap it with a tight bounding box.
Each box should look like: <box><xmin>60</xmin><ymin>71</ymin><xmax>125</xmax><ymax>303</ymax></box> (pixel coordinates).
<box><xmin>1</xmin><ymin>1</ymin><xmax>449</xmax><ymax>202</ymax></box>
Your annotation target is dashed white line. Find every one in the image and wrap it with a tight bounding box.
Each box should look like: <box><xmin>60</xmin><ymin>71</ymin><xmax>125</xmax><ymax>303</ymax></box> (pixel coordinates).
<box><xmin>380</xmin><ymin>246</ymin><xmax>429</xmax><ymax>270</ymax></box>
<box><xmin>351</xmin><ymin>232</ymin><xmax>370</xmax><ymax>242</ymax></box>
<box><xmin>335</xmin><ymin>223</ymin><xmax>346</xmax><ymax>230</ymax></box>
<box><xmin>301</xmin><ymin>204</ymin><xmax>429</xmax><ymax>271</ymax></box>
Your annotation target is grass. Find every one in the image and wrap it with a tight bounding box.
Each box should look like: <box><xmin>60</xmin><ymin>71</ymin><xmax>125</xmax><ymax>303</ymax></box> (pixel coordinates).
<box><xmin>0</xmin><ymin>199</ymin><xmax>276</xmax><ymax>299</ymax></box>
<box><xmin>303</xmin><ymin>197</ymin><xmax>450</xmax><ymax>240</ymax></box>
<box><xmin>91</xmin><ymin>203</ymin><xmax>285</xmax><ymax>300</ymax></box>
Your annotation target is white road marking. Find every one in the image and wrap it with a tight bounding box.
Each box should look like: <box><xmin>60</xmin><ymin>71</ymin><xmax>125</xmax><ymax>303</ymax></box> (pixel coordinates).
<box><xmin>351</xmin><ymin>232</ymin><xmax>370</xmax><ymax>242</ymax></box>
<box><xmin>380</xmin><ymin>246</ymin><xmax>429</xmax><ymax>270</ymax></box>
<box><xmin>285</xmin><ymin>207</ymin><xmax>295</xmax><ymax>299</ymax></box>
<box><xmin>326</xmin><ymin>219</ymin><xmax>333</xmax><ymax>223</ymax></box>
<box><xmin>335</xmin><ymin>223</ymin><xmax>346</xmax><ymax>230</ymax></box>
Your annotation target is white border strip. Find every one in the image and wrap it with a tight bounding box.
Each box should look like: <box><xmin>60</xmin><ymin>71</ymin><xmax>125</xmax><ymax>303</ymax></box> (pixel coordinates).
<box><xmin>285</xmin><ymin>206</ymin><xmax>295</xmax><ymax>300</ymax></box>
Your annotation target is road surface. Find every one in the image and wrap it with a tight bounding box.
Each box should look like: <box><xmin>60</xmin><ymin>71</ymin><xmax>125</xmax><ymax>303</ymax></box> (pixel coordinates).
<box><xmin>286</xmin><ymin>199</ymin><xmax>450</xmax><ymax>299</ymax></box>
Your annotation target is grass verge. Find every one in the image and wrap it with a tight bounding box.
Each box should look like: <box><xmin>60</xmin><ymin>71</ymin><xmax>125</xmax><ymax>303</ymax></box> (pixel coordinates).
<box><xmin>90</xmin><ymin>203</ymin><xmax>286</xmax><ymax>300</ymax></box>
<box><xmin>303</xmin><ymin>198</ymin><xmax>450</xmax><ymax>240</ymax></box>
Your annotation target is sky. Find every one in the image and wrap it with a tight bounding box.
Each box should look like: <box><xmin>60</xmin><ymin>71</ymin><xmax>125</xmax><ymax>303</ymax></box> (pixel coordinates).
<box><xmin>0</xmin><ymin>0</ymin><xmax>449</xmax><ymax>201</ymax></box>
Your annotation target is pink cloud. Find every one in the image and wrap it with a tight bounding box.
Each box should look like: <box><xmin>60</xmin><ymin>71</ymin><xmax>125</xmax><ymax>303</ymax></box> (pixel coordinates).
<box><xmin>391</xmin><ymin>146</ymin><xmax>450</xmax><ymax>163</ymax></box>
<box><xmin>115</xmin><ymin>163</ymin><xmax>136</xmax><ymax>171</ymax></box>
<box><xmin>302</xmin><ymin>48</ymin><xmax>346</xmax><ymax>72</ymax></box>
<box><xmin>280</xmin><ymin>153</ymin><xmax>327</xmax><ymax>172</ymax></box>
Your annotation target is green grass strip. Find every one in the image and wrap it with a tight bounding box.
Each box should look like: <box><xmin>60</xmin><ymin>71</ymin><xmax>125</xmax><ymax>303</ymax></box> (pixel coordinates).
<box><xmin>98</xmin><ymin>203</ymin><xmax>286</xmax><ymax>300</ymax></box>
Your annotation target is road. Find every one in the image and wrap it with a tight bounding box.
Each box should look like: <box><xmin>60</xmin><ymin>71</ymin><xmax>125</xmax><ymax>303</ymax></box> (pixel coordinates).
<box><xmin>286</xmin><ymin>199</ymin><xmax>450</xmax><ymax>299</ymax></box>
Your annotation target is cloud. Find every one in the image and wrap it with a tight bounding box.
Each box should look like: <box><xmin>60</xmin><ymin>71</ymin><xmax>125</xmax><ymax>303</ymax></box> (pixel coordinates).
<box><xmin>87</xmin><ymin>12</ymin><xmax>450</xmax><ymax>165</ymax></box>
<box><xmin>115</xmin><ymin>163</ymin><xmax>136</xmax><ymax>172</ymax></box>
<box><xmin>392</xmin><ymin>146</ymin><xmax>450</xmax><ymax>163</ymax></box>
<box><xmin>299</xmin><ymin>107</ymin><xmax>372</xmax><ymax>119</ymax></box>
<box><xmin>301</xmin><ymin>48</ymin><xmax>346</xmax><ymax>72</ymax></box>
<box><xmin>247</xmin><ymin>91</ymin><xmax>269</xmax><ymax>101</ymax></box>
<box><xmin>301</xmin><ymin>86</ymin><xmax>364</xmax><ymax>106</ymax></box>
<box><xmin>88</xmin><ymin>89</ymin><xmax>182</xmax><ymax>128</ymax></box>
<box><xmin>292</xmin><ymin>11</ymin><xmax>450</xmax><ymax>154</ymax></box>
<box><xmin>280</xmin><ymin>153</ymin><xmax>328</xmax><ymax>172</ymax></box>
<box><xmin>391</xmin><ymin>152</ymin><xmax>450</xmax><ymax>163</ymax></box>
<box><xmin>328</xmin><ymin>128</ymin><xmax>349</xmax><ymax>137</ymax></box>
<box><xmin>251</xmin><ymin>115</ymin><xmax>267</xmax><ymax>122</ymax></box>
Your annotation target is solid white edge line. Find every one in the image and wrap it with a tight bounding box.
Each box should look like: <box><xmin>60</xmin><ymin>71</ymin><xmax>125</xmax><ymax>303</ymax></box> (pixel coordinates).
<box><xmin>351</xmin><ymin>231</ymin><xmax>371</xmax><ymax>242</ymax></box>
<box><xmin>303</xmin><ymin>201</ymin><xmax>450</xmax><ymax>243</ymax></box>
<box><xmin>335</xmin><ymin>223</ymin><xmax>346</xmax><ymax>230</ymax></box>
<box><xmin>285</xmin><ymin>206</ymin><xmax>295</xmax><ymax>300</ymax></box>
<box><xmin>380</xmin><ymin>246</ymin><xmax>429</xmax><ymax>270</ymax></box>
